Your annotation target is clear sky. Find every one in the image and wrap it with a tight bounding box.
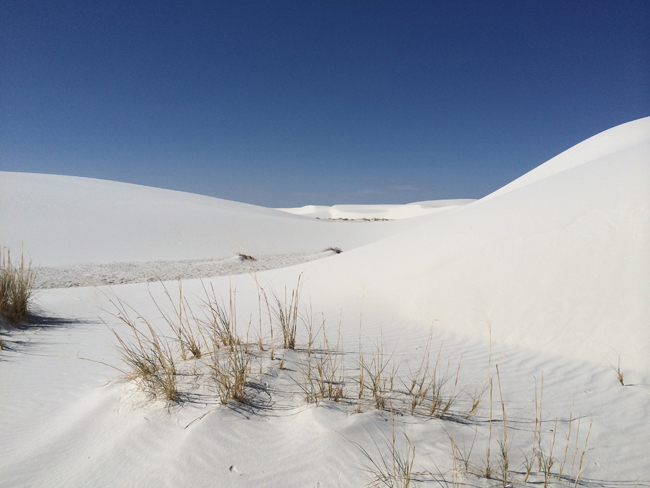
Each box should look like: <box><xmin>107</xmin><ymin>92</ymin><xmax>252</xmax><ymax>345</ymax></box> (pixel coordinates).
<box><xmin>2</xmin><ymin>1</ymin><xmax>648</xmax><ymax>207</ymax></box>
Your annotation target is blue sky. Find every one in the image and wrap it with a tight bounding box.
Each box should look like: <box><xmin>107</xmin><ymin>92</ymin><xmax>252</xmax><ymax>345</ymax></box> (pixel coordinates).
<box><xmin>2</xmin><ymin>1</ymin><xmax>648</xmax><ymax>207</ymax></box>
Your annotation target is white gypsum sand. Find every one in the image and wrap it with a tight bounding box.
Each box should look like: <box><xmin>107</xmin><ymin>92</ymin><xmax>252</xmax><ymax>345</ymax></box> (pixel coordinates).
<box><xmin>0</xmin><ymin>117</ymin><xmax>648</xmax><ymax>487</ymax></box>
<box><xmin>275</xmin><ymin>199</ymin><xmax>476</xmax><ymax>220</ymax></box>
<box><xmin>32</xmin><ymin>252</ymin><xmax>333</xmax><ymax>289</ymax></box>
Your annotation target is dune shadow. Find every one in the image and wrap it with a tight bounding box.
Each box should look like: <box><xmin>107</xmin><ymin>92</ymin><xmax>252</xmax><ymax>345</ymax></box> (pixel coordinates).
<box><xmin>0</xmin><ymin>312</ymin><xmax>91</xmax><ymax>358</ymax></box>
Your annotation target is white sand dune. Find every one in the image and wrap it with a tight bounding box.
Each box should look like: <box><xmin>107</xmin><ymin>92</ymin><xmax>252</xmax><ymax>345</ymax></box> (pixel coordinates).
<box><xmin>0</xmin><ymin>173</ymin><xmax>442</xmax><ymax>267</ymax></box>
<box><xmin>1</xmin><ymin>117</ymin><xmax>648</xmax><ymax>487</ymax></box>
<box><xmin>296</xmin><ymin>117</ymin><xmax>650</xmax><ymax>372</ymax></box>
<box><xmin>276</xmin><ymin>199</ymin><xmax>475</xmax><ymax>220</ymax></box>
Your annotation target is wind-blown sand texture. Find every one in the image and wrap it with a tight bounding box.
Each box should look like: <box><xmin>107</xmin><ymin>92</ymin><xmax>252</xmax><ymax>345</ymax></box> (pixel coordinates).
<box><xmin>1</xmin><ymin>117</ymin><xmax>649</xmax><ymax>487</ymax></box>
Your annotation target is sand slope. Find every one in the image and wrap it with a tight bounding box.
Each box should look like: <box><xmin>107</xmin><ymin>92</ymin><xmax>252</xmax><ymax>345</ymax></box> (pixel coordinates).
<box><xmin>0</xmin><ymin>173</ymin><xmax>435</xmax><ymax>266</ymax></box>
<box><xmin>296</xmin><ymin>117</ymin><xmax>650</xmax><ymax>372</ymax></box>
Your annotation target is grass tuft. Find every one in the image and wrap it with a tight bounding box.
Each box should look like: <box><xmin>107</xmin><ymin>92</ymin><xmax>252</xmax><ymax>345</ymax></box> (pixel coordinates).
<box><xmin>106</xmin><ymin>295</ymin><xmax>178</xmax><ymax>402</ymax></box>
<box><xmin>209</xmin><ymin>343</ymin><xmax>252</xmax><ymax>404</ymax></box>
<box><xmin>364</xmin><ymin>340</ymin><xmax>396</xmax><ymax>410</ymax></box>
<box><xmin>297</xmin><ymin>321</ymin><xmax>346</xmax><ymax>403</ymax></box>
<box><xmin>266</xmin><ymin>275</ymin><xmax>302</xmax><ymax>349</ymax></box>
<box><xmin>0</xmin><ymin>248</ymin><xmax>37</xmax><ymax>322</ymax></box>
<box><xmin>153</xmin><ymin>280</ymin><xmax>205</xmax><ymax>359</ymax></box>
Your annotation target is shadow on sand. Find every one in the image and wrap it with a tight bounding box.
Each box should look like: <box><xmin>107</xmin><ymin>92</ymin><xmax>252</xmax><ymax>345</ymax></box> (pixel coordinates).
<box><xmin>0</xmin><ymin>311</ymin><xmax>91</xmax><ymax>358</ymax></box>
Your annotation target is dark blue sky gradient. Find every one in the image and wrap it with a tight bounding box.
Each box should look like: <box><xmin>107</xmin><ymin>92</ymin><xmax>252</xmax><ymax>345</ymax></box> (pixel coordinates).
<box><xmin>2</xmin><ymin>1</ymin><xmax>648</xmax><ymax>206</ymax></box>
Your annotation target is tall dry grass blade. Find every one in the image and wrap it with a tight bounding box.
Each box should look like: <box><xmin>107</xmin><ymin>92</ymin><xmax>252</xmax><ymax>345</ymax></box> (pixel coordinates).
<box><xmin>496</xmin><ymin>365</ymin><xmax>509</xmax><ymax>487</ymax></box>
<box><xmin>200</xmin><ymin>280</ymin><xmax>239</xmax><ymax>350</ymax></box>
<box><xmin>557</xmin><ymin>404</ymin><xmax>574</xmax><ymax>480</ymax></box>
<box><xmin>364</xmin><ymin>339</ymin><xmax>397</xmax><ymax>410</ymax></box>
<box><xmin>301</xmin><ymin>324</ymin><xmax>345</xmax><ymax>403</ymax></box>
<box><xmin>150</xmin><ymin>279</ymin><xmax>204</xmax><ymax>359</ymax></box>
<box><xmin>524</xmin><ymin>375</ymin><xmax>542</xmax><ymax>482</ymax></box>
<box><xmin>540</xmin><ymin>418</ymin><xmax>558</xmax><ymax>487</ymax></box>
<box><xmin>484</xmin><ymin>377</ymin><xmax>493</xmax><ymax>479</ymax></box>
<box><xmin>573</xmin><ymin>420</ymin><xmax>592</xmax><ymax>488</ymax></box>
<box><xmin>405</xmin><ymin>330</ymin><xmax>434</xmax><ymax>415</ymax></box>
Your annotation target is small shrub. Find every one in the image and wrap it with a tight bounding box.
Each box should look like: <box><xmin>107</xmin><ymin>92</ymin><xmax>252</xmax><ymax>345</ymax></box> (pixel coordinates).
<box><xmin>237</xmin><ymin>253</ymin><xmax>256</xmax><ymax>261</ymax></box>
<box><xmin>324</xmin><ymin>247</ymin><xmax>343</xmax><ymax>254</ymax></box>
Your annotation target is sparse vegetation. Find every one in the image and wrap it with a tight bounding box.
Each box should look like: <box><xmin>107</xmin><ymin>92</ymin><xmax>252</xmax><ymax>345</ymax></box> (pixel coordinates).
<box><xmin>103</xmin><ymin>278</ymin><xmax>595</xmax><ymax>486</ymax></box>
<box><xmin>364</xmin><ymin>340</ymin><xmax>396</xmax><ymax>410</ymax></box>
<box><xmin>0</xmin><ymin>247</ymin><xmax>37</xmax><ymax>322</ymax></box>
<box><xmin>298</xmin><ymin>325</ymin><xmax>345</xmax><ymax>403</ymax></box>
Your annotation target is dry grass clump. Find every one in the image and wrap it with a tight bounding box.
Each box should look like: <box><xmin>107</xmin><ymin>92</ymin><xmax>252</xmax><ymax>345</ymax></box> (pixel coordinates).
<box><xmin>0</xmin><ymin>248</ymin><xmax>37</xmax><ymax>322</ymax></box>
<box><xmin>202</xmin><ymin>285</ymin><xmax>253</xmax><ymax>404</ymax></box>
<box><xmin>364</xmin><ymin>341</ymin><xmax>397</xmax><ymax>410</ymax></box>
<box><xmin>293</xmin><ymin>324</ymin><xmax>468</xmax><ymax>418</ymax></box>
<box><xmin>154</xmin><ymin>280</ymin><xmax>205</xmax><ymax>359</ymax></box>
<box><xmin>405</xmin><ymin>333</ymin><xmax>436</xmax><ymax>414</ymax></box>
<box><xmin>209</xmin><ymin>343</ymin><xmax>252</xmax><ymax>404</ymax></box>
<box><xmin>264</xmin><ymin>274</ymin><xmax>302</xmax><ymax>350</ymax></box>
<box><xmin>106</xmin><ymin>276</ymin><xmax>308</xmax><ymax>405</ymax></box>
<box><xmin>105</xmin><ymin>282</ymin><xmax>250</xmax><ymax>404</ymax></box>
<box><xmin>397</xmin><ymin>336</ymin><xmax>464</xmax><ymax>420</ymax></box>
<box><xmin>298</xmin><ymin>326</ymin><xmax>345</xmax><ymax>404</ymax></box>
<box><xmin>106</xmin><ymin>296</ymin><xmax>179</xmax><ymax>402</ymax></box>
<box><xmin>428</xmin><ymin>357</ymin><xmax>462</xmax><ymax>419</ymax></box>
